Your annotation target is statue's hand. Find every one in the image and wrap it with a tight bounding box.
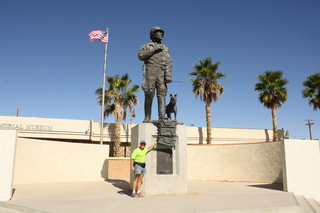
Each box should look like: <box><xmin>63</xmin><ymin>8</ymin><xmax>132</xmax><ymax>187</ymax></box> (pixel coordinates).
<box><xmin>165</xmin><ymin>76</ymin><xmax>172</xmax><ymax>83</ymax></box>
<box><xmin>153</xmin><ymin>44</ymin><xmax>163</xmax><ymax>53</ymax></box>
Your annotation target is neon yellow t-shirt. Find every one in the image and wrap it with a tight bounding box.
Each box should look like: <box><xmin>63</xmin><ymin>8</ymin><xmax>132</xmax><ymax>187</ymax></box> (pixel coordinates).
<box><xmin>131</xmin><ymin>147</ymin><xmax>149</xmax><ymax>163</ymax></box>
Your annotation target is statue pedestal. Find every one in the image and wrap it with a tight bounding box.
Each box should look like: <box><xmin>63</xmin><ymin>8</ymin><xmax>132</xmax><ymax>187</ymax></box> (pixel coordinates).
<box><xmin>130</xmin><ymin>123</ymin><xmax>188</xmax><ymax>195</ymax></box>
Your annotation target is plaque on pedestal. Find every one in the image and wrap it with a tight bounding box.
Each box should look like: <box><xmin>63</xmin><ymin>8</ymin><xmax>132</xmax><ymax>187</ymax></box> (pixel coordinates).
<box><xmin>157</xmin><ymin>148</ymin><xmax>173</xmax><ymax>174</ymax></box>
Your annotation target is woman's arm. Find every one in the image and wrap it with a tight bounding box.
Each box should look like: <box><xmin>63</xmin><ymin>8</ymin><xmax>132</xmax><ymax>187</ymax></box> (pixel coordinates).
<box><xmin>148</xmin><ymin>142</ymin><xmax>157</xmax><ymax>150</ymax></box>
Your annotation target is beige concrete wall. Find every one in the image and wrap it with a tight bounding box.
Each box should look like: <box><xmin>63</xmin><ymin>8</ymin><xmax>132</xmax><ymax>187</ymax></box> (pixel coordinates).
<box><xmin>187</xmin><ymin>126</ymin><xmax>288</xmax><ymax>144</ymax></box>
<box><xmin>282</xmin><ymin>139</ymin><xmax>320</xmax><ymax>201</ymax></box>
<box><xmin>0</xmin><ymin>116</ymin><xmax>93</xmax><ymax>140</ymax></box>
<box><xmin>13</xmin><ymin>138</ymin><xmax>109</xmax><ymax>185</ymax></box>
<box><xmin>187</xmin><ymin>142</ymin><xmax>283</xmax><ymax>183</ymax></box>
<box><xmin>0</xmin><ymin>116</ymin><xmax>288</xmax><ymax>145</ymax></box>
<box><xmin>0</xmin><ymin>116</ymin><xmax>132</xmax><ymax>142</ymax></box>
<box><xmin>3</xmin><ymin>116</ymin><xmax>285</xmax><ymax>185</ymax></box>
<box><xmin>12</xmin><ymin>135</ymin><xmax>283</xmax><ymax>185</ymax></box>
<box><xmin>0</xmin><ymin>130</ymin><xmax>17</xmax><ymax>201</ymax></box>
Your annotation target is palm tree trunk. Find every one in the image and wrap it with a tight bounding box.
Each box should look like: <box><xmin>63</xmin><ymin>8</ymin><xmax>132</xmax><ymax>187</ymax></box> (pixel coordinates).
<box><xmin>271</xmin><ymin>107</ymin><xmax>278</xmax><ymax>141</ymax></box>
<box><xmin>129</xmin><ymin>105</ymin><xmax>133</xmax><ymax>124</ymax></box>
<box><xmin>205</xmin><ymin>101</ymin><xmax>212</xmax><ymax>144</ymax></box>
<box><xmin>113</xmin><ymin>101</ymin><xmax>121</xmax><ymax>157</ymax></box>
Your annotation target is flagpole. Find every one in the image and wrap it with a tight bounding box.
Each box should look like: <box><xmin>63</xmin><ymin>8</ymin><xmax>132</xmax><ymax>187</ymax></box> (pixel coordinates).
<box><xmin>100</xmin><ymin>28</ymin><xmax>109</xmax><ymax>145</ymax></box>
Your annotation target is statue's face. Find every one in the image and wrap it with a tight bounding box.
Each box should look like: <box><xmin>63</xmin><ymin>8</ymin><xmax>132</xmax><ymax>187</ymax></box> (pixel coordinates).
<box><xmin>153</xmin><ymin>31</ymin><xmax>163</xmax><ymax>41</ymax></box>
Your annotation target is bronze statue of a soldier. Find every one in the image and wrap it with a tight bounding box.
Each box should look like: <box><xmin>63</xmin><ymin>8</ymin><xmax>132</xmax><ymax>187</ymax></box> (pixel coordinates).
<box><xmin>138</xmin><ymin>26</ymin><xmax>172</xmax><ymax>123</ymax></box>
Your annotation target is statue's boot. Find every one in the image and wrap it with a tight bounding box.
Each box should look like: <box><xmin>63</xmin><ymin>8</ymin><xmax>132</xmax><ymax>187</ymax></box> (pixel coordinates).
<box><xmin>158</xmin><ymin>96</ymin><xmax>168</xmax><ymax>120</ymax></box>
<box><xmin>143</xmin><ymin>98</ymin><xmax>152</xmax><ymax>123</ymax></box>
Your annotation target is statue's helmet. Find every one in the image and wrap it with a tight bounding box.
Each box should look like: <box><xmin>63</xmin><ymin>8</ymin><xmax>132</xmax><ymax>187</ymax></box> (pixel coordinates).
<box><xmin>150</xmin><ymin>26</ymin><xmax>164</xmax><ymax>40</ymax></box>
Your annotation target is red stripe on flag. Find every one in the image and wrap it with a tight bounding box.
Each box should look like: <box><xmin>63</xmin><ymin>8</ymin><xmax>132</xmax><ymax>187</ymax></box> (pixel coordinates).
<box><xmin>88</xmin><ymin>30</ymin><xmax>108</xmax><ymax>43</ymax></box>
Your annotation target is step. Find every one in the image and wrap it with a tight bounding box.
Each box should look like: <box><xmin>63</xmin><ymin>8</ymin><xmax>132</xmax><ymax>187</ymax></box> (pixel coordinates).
<box><xmin>295</xmin><ymin>195</ymin><xmax>317</xmax><ymax>213</ymax></box>
<box><xmin>307</xmin><ymin>198</ymin><xmax>320</xmax><ymax>213</ymax></box>
<box><xmin>0</xmin><ymin>206</ymin><xmax>24</xmax><ymax>213</ymax></box>
<box><xmin>0</xmin><ymin>202</ymin><xmax>52</xmax><ymax>213</ymax></box>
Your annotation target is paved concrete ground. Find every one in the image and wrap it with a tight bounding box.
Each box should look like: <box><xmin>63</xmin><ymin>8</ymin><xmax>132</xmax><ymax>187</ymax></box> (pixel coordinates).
<box><xmin>0</xmin><ymin>180</ymin><xmax>300</xmax><ymax>213</ymax></box>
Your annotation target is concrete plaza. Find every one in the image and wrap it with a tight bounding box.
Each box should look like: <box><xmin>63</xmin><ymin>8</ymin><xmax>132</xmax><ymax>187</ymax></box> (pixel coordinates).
<box><xmin>0</xmin><ymin>180</ymin><xmax>301</xmax><ymax>213</ymax></box>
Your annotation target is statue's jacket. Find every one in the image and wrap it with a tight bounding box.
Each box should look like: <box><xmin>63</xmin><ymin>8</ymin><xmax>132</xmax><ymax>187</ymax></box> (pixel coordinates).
<box><xmin>138</xmin><ymin>42</ymin><xmax>172</xmax><ymax>77</ymax></box>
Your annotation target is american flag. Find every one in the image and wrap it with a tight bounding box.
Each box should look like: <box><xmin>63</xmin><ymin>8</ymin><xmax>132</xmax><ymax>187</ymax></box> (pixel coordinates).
<box><xmin>88</xmin><ymin>30</ymin><xmax>108</xmax><ymax>43</ymax></box>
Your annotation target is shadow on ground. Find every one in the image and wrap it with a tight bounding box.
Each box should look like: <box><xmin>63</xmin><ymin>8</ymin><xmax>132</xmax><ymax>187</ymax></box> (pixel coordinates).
<box><xmin>247</xmin><ymin>183</ymin><xmax>283</xmax><ymax>191</ymax></box>
<box><xmin>106</xmin><ymin>179</ymin><xmax>131</xmax><ymax>196</ymax></box>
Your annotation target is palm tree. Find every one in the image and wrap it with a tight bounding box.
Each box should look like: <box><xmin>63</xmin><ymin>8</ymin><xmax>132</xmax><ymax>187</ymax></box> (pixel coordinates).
<box><xmin>302</xmin><ymin>72</ymin><xmax>320</xmax><ymax>111</ymax></box>
<box><xmin>188</xmin><ymin>57</ymin><xmax>227</xmax><ymax>144</ymax></box>
<box><xmin>95</xmin><ymin>73</ymin><xmax>139</xmax><ymax>157</ymax></box>
<box><xmin>123</xmin><ymin>89</ymin><xmax>140</xmax><ymax>124</ymax></box>
<box><xmin>254</xmin><ymin>70</ymin><xmax>289</xmax><ymax>141</ymax></box>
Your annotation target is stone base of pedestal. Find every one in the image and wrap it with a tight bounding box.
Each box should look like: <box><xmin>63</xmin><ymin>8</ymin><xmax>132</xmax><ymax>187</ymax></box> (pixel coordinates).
<box><xmin>130</xmin><ymin>123</ymin><xmax>188</xmax><ymax>195</ymax></box>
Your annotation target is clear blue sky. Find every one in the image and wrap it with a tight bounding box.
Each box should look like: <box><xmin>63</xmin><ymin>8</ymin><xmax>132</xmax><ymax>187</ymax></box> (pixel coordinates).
<box><xmin>1</xmin><ymin>0</ymin><xmax>320</xmax><ymax>139</ymax></box>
